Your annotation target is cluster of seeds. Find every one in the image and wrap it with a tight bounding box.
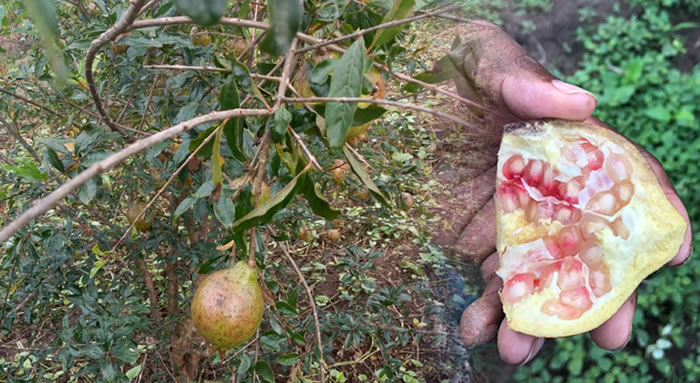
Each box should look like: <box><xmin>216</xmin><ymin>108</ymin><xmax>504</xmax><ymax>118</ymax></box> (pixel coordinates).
<box><xmin>497</xmin><ymin>140</ymin><xmax>635</xmax><ymax>320</ymax></box>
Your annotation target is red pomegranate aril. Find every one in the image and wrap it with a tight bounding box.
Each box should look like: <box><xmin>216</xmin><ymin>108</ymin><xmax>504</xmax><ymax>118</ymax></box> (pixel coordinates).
<box><xmin>580</xmin><ymin>213</ymin><xmax>610</xmax><ymax>240</ymax></box>
<box><xmin>540</xmin><ymin>165</ymin><xmax>557</xmax><ymax>195</ymax></box>
<box><xmin>579</xmin><ymin>242</ymin><xmax>603</xmax><ymax>268</ymax></box>
<box><xmin>587</xmin><ymin>191</ymin><xmax>619</xmax><ymax>216</ymax></box>
<box><xmin>558</xmin><ymin>226</ymin><xmax>583</xmax><ymax>257</ymax></box>
<box><xmin>560</xmin><ymin>287</ymin><xmax>593</xmax><ymax>311</ymax></box>
<box><xmin>557</xmin><ymin>257</ymin><xmax>585</xmax><ymax>291</ymax></box>
<box><xmin>559</xmin><ymin>176</ymin><xmax>585</xmax><ymax>204</ymax></box>
<box><xmin>498</xmin><ymin>182</ymin><xmax>522</xmax><ymax>213</ymax></box>
<box><xmin>589</xmin><ymin>267</ymin><xmax>612</xmax><ymax>297</ymax></box>
<box><xmin>605</xmin><ymin>154</ymin><xmax>633</xmax><ymax>182</ymax></box>
<box><xmin>523</xmin><ymin>159</ymin><xmax>545</xmax><ymax>187</ymax></box>
<box><xmin>503</xmin><ymin>273</ymin><xmax>537</xmax><ymax>303</ymax></box>
<box><xmin>581</xmin><ymin>142</ymin><xmax>604</xmax><ymax>171</ymax></box>
<box><xmin>540</xmin><ymin>261</ymin><xmax>562</xmax><ymax>288</ymax></box>
<box><xmin>613</xmin><ymin>180</ymin><xmax>635</xmax><ymax>206</ymax></box>
<box><xmin>543</xmin><ymin>237</ymin><xmax>564</xmax><ymax>259</ymax></box>
<box><xmin>503</xmin><ymin>155</ymin><xmax>527</xmax><ymax>179</ymax></box>
<box><xmin>554</xmin><ymin>205</ymin><xmax>581</xmax><ymax>225</ymax></box>
<box><xmin>611</xmin><ymin>217</ymin><xmax>630</xmax><ymax>240</ymax></box>
<box><xmin>536</xmin><ymin>201</ymin><xmax>555</xmax><ymax>220</ymax></box>
<box><xmin>541</xmin><ymin>299</ymin><xmax>582</xmax><ymax>320</ymax></box>
<box><xmin>525</xmin><ymin>200</ymin><xmax>538</xmax><ymax>222</ymax></box>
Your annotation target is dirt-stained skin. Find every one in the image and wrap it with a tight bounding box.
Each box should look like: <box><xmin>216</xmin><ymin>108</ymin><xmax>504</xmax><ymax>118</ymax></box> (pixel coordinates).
<box><xmin>191</xmin><ymin>261</ymin><xmax>264</xmax><ymax>351</ymax></box>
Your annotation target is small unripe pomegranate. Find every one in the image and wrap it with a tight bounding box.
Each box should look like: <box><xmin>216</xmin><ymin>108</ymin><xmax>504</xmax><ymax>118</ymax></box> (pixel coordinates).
<box><xmin>126</xmin><ymin>201</ymin><xmax>153</xmax><ymax>231</ymax></box>
<box><xmin>191</xmin><ymin>261</ymin><xmax>264</xmax><ymax>350</ymax></box>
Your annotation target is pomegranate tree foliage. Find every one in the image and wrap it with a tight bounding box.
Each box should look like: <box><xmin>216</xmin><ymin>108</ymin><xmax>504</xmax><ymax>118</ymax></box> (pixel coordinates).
<box><xmin>0</xmin><ymin>0</ymin><xmax>465</xmax><ymax>381</ymax></box>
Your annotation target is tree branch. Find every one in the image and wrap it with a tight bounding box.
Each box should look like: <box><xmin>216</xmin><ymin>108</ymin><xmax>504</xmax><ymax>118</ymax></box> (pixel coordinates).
<box><xmin>0</xmin><ymin>117</ymin><xmax>41</xmax><ymax>163</ymax></box>
<box><xmin>0</xmin><ymin>108</ymin><xmax>271</xmax><ymax>242</ymax></box>
<box><xmin>85</xmin><ymin>0</ymin><xmax>148</xmax><ymax>135</ymax></box>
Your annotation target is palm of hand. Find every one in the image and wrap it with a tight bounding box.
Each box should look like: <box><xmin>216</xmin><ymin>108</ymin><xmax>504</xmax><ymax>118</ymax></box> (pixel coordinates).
<box><xmin>446</xmin><ymin>22</ymin><xmax>692</xmax><ymax>365</ymax></box>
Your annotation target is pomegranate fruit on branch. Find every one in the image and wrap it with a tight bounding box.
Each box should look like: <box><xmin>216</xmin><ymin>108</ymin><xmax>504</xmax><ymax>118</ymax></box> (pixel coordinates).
<box><xmin>191</xmin><ymin>261</ymin><xmax>264</xmax><ymax>351</ymax></box>
<box><xmin>495</xmin><ymin>120</ymin><xmax>686</xmax><ymax>337</ymax></box>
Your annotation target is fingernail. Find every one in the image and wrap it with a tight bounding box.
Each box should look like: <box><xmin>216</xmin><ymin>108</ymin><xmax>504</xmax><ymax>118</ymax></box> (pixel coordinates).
<box><xmin>613</xmin><ymin>336</ymin><xmax>631</xmax><ymax>351</ymax></box>
<box><xmin>552</xmin><ymin>79</ymin><xmax>597</xmax><ymax>100</ymax></box>
<box><xmin>519</xmin><ymin>338</ymin><xmax>542</xmax><ymax>366</ymax></box>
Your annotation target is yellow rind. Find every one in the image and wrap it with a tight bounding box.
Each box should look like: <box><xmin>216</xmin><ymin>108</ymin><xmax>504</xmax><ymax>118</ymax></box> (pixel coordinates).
<box><xmin>496</xmin><ymin>119</ymin><xmax>687</xmax><ymax>338</ymax></box>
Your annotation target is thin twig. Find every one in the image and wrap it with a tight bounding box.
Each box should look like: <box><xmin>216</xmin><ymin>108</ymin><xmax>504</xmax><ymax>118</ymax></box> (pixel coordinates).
<box><xmin>0</xmin><ymin>108</ymin><xmax>271</xmax><ymax>242</ymax></box>
<box><xmin>0</xmin><ymin>117</ymin><xmax>41</xmax><ymax>163</ymax></box>
<box><xmin>144</xmin><ymin>64</ymin><xmax>231</xmax><ymax>73</ymax></box>
<box><xmin>85</xmin><ymin>0</ymin><xmax>148</xmax><ymax>134</ymax></box>
<box><xmin>289</xmin><ymin>128</ymin><xmax>322</xmax><ymax>171</ymax></box>
<box><xmin>281</xmin><ymin>96</ymin><xmax>482</xmax><ymax>131</ymax></box>
<box><xmin>294</xmin><ymin>5</ymin><xmax>459</xmax><ymax>54</ymax></box>
<box><xmin>278</xmin><ymin>240</ymin><xmax>326</xmax><ymax>383</ymax></box>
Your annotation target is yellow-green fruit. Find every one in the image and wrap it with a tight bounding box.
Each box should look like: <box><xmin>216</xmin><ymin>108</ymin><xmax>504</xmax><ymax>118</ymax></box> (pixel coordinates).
<box><xmin>126</xmin><ymin>201</ymin><xmax>153</xmax><ymax>231</ymax></box>
<box><xmin>191</xmin><ymin>261</ymin><xmax>264</xmax><ymax>350</ymax></box>
<box><xmin>192</xmin><ymin>33</ymin><xmax>212</xmax><ymax>47</ymax></box>
<box><xmin>229</xmin><ymin>38</ymin><xmax>248</xmax><ymax>57</ymax></box>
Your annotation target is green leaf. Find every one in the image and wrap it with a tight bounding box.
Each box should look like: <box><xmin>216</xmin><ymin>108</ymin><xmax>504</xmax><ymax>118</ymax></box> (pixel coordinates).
<box><xmin>46</xmin><ymin>148</ymin><xmax>66</xmax><ymax>173</ymax></box>
<box><xmin>402</xmin><ymin>55</ymin><xmax>457</xmax><ymax>93</ymax></box>
<box><xmin>230</xmin><ymin>56</ymin><xmax>267</xmax><ymax>105</ymax></box>
<box><xmin>189</xmin><ymin>125</ymin><xmax>217</xmax><ymax>157</ymax></box>
<box><xmin>231</xmin><ymin>169</ymin><xmax>308</xmax><ymax>233</ymax></box>
<box><xmin>26</xmin><ymin>0</ymin><xmax>58</xmax><ymax>37</ymax></box>
<box><xmin>300</xmin><ymin>173</ymin><xmax>340</xmax><ymax>220</ymax></box>
<box><xmin>111</xmin><ymin>344</ymin><xmax>139</xmax><ymax>364</ymax></box>
<box><xmin>371</xmin><ymin>0</ymin><xmax>415</xmax><ymax>48</ymax></box>
<box><xmin>343</xmin><ymin>146</ymin><xmax>389</xmax><ymax>206</ymax></box>
<box><xmin>125</xmin><ymin>365</ymin><xmax>142</xmax><ymax>381</ymax></box>
<box><xmin>194</xmin><ymin>181</ymin><xmax>215</xmax><ymax>198</ymax></box>
<box><xmin>175</xmin><ymin>101</ymin><xmax>199</xmax><ymax>123</ymax></box>
<box><xmin>212</xmin><ymin>126</ymin><xmax>224</xmax><ymax>185</ymax></box>
<box><xmin>5</xmin><ymin>160</ymin><xmax>47</xmax><ymax>181</ymax></box>
<box><xmin>352</xmin><ymin>105</ymin><xmax>387</xmax><ymax>126</ymax></box>
<box><xmin>173</xmin><ymin>0</ymin><xmax>227</xmax><ymax>26</ymax></box>
<box><xmin>255</xmin><ymin>361</ymin><xmax>275</xmax><ymax>383</ymax></box>
<box><xmin>214</xmin><ymin>192</ymin><xmax>235</xmax><ymax>228</ymax></box>
<box><xmin>174</xmin><ymin>196</ymin><xmax>195</xmax><ymax>218</ymax></box>
<box><xmin>79</xmin><ymin>178</ymin><xmax>97</xmax><ymax>204</ymax></box>
<box><xmin>220</xmin><ymin>75</ymin><xmax>246</xmax><ymax>162</ymax></box>
<box><xmin>276</xmin><ymin>353</ymin><xmax>300</xmax><ymax>366</ymax></box>
<box><xmin>100</xmin><ymin>360</ymin><xmax>118</xmax><ymax>381</ymax></box>
<box><xmin>644</xmin><ymin>106</ymin><xmax>670</xmax><ymax>122</ymax></box>
<box><xmin>271</xmin><ymin>106</ymin><xmax>292</xmax><ymax>143</ymax></box>
<box><xmin>325</xmin><ymin>38</ymin><xmax>368</xmax><ymax>148</ymax></box>
<box><xmin>260</xmin><ymin>0</ymin><xmax>303</xmax><ymax>56</ymax></box>
<box><xmin>0</xmin><ymin>6</ymin><xmax>8</xmax><ymax>27</ymax></box>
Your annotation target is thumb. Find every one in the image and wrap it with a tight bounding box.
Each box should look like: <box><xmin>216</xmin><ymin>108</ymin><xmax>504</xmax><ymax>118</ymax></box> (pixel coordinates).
<box><xmin>502</xmin><ymin>74</ymin><xmax>598</xmax><ymax>121</ymax></box>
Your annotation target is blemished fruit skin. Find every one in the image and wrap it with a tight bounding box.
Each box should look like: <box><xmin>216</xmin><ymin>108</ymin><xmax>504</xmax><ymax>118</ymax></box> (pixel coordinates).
<box><xmin>191</xmin><ymin>261</ymin><xmax>264</xmax><ymax>350</ymax></box>
<box><xmin>495</xmin><ymin>120</ymin><xmax>686</xmax><ymax>338</ymax></box>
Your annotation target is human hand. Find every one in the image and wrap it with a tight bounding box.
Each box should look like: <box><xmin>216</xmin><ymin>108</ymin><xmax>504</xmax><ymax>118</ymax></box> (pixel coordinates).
<box><xmin>450</xmin><ymin>21</ymin><xmax>693</xmax><ymax>365</ymax></box>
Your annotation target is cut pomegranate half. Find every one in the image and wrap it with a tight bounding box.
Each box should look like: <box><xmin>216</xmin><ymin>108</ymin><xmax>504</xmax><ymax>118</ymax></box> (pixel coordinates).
<box><xmin>495</xmin><ymin>120</ymin><xmax>686</xmax><ymax>337</ymax></box>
